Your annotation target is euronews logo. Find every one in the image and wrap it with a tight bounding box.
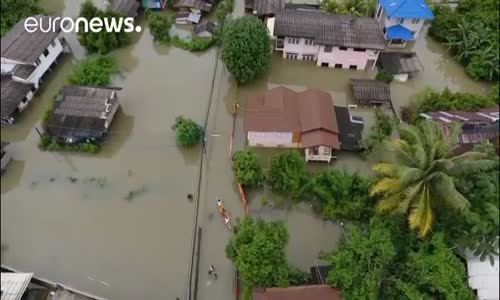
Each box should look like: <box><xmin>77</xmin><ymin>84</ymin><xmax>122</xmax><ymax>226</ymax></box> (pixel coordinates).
<box><xmin>24</xmin><ymin>16</ymin><xmax>142</xmax><ymax>33</ymax></box>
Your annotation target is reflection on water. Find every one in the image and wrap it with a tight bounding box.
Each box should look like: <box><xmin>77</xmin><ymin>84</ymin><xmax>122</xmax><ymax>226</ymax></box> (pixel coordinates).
<box><xmin>1</xmin><ymin>161</ymin><xmax>26</xmax><ymax>194</ymax></box>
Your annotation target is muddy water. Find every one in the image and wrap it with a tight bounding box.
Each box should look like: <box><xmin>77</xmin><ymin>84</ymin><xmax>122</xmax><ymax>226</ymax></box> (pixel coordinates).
<box><xmin>1</xmin><ymin>1</ymin><xmax>218</xmax><ymax>300</ymax></box>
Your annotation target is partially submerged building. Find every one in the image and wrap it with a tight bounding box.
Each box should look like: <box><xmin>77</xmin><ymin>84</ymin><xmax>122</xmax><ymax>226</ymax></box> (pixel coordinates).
<box><xmin>375</xmin><ymin>0</ymin><xmax>434</xmax><ymax>47</ymax></box>
<box><xmin>246</xmin><ymin>0</ymin><xmax>285</xmax><ymax>19</ymax></box>
<box><xmin>110</xmin><ymin>0</ymin><xmax>140</xmax><ymax>17</ymax></box>
<box><xmin>45</xmin><ymin>86</ymin><xmax>121</xmax><ymax>143</ymax></box>
<box><xmin>271</xmin><ymin>9</ymin><xmax>385</xmax><ymax>70</ymax></box>
<box><xmin>194</xmin><ymin>20</ymin><xmax>216</xmax><ymax>38</ymax></box>
<box><xmin>245</xmin><ymin>87</ymin><xmax>363</xmax><ymax>162</ymax></box>
<box><xmin>419</xmin><ymin>106</ymin><xmax>500</xmax><ymax>154</ymax></box>
<box><xmin>351</xmin><ymin>79</ymin><xmax>392</xmax><ymax>106</ymax></box>
<box><xmin>1</xmin><ymin>15</ymin><xmax>67</xmax><ymax>125</ymax></box>
<box><xmin>377</xmin><ymin>51</ymin><xmax>424</xmax><ymax>81</ymax></box>
<box><xmin>1</xmin><ymin>141</ymin><xmax>13</xmax><ymax>173</ymax></box>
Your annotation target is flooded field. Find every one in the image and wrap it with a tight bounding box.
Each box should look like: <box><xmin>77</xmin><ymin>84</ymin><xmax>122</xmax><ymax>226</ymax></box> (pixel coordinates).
<box><xmin>1</xmin><ymin>2</ymin><xmax>493</xmax><ymax>300</ymax></box>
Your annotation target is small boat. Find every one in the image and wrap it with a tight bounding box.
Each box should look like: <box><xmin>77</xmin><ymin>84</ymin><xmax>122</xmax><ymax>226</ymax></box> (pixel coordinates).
<box><xmin>217</xmin><ymin>199</ymin><xmax>232</xmax><ymax>231</ymax></box>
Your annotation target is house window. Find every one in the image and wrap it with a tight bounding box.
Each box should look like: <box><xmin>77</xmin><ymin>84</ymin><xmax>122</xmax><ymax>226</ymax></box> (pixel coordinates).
<box><xmin>51</xmin><ymin>40</ymin><xmax>56</xmax><ymax>47</ymax></box>
<box><xmin>399</xmin><ymin>18</ymin><xmax>405</xmax><ymax>24</ymax></box>
<box><xmin>339</xmin><ymin>46</ymin><xmax>348</xmax><ymax>51</ymax></box>
<box><xmin>35</xmin><ymin>58</ymin><xmax>41</xmax><ymax>65</ymax></box>
<box><xmin>353</xmin><ymin>48</ymin><xmax>365</xmax><ymax>52</ymax></box>
<box><xmin>21</xmin><ymin>96</ymin><xmax>28</xmax><ymax>103</ymax></box>
<box><xmin>286</xmin><ymin>53</ymin><xmax>298</xmax><ymax>59</ymax></box>
<box><xmin>334</xmin><ymin>63</ymin><xmax>342</xmax><ymax>69</ymax></box>
<box><xmin>303</xmin><ymin>54</ymin><xmax>315</xmax><ymax>61</ymax></box>
<box><xmin>323</xmin><ymin>147</ymin><xmax>331</xmax><ymax>155</ymax></box>
<box><xmin>321</xmin><ymin>62</ymin><xmax>329</xmax><ymax>67</ymax></box>
<box><xmin>349</xmin><ymin>65</ymin><xmax>357</xmax><ymax>70</ymax></box>
<box><xmin>373</xmin><ymin>50</ymin><xmax>379</xmax><ymax>55</ymax></box>
<box><xmin>43</xmin><ymin>49</ymin><xmax>49</xmax><ymax>57</ymax></box>
<box><xmin>30</xmin><ymin>86</ymin><xmax>36</xmax><ymax>92</ymax></box>
<box><xmin>304</xmin><ymin>39</ymin><xmax>315</xmax><ymax>46</ymax></box>
<box><xmin>256</xmin><ymin>143</ymin><xmax>264</xmax><ymax>147</ymax></box>
<box><xmin>411</xmin><ymin>18</ymin><xmax>419</xmax><ymax>24</ymax></box>
<box><xmin>287</xmin><ymin>38</ymin><xmax>299</xmax><ymax>44</ymax></box>
<box><xmin>324</xmin><ymin>45</ymin><xmax>333</xmax><ymax>52</ymax></box>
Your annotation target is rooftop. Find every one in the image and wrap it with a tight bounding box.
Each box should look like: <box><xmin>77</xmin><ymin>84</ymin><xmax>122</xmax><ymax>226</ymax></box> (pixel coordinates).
<box><xmin>1</xmin><ymin>15</ymin><xmax>62</xmax><ymax>64</ymax></box>
<box><xmin>245</xmin><ymin>87</ymin><xmax>341</xmax><ymax>149</ymax></box>
<box><xmin>335</xmin><ymin>106</ymin><xmax>364</xmax><ymax>150</ymax></box>
<box><xmin>174</xmin><ymin>0</ymin><xmax>213</xmax><ymax>12</ymax></box>
<box><xmin>253</xmin><ymin>0</ymin><xmax>285</xmax><ymax>16</ymax></box>
<box><xmin>377</xmin><ymin>52</ymin><xmax>424</xmax><ymax>74</ymax></box>
<box><xmin>110</xmin><ymin>0</ymin><xmax>140</xmax><ymax>17</ymax></box>
<box><xmin>274</xmin><ymin>9</ymin><xmax>385</xmax><ymax>50</ymax></box>
<box><xmin>379</xmin><ymin>0</ymin><xmax>434</xmax><ymax>19</ymax></box>
<box><xmin>351</xmin><ymin>79</ymin><xmax>391</xmax><ymax>105</ymax></box>
<box><xmin>253</xmin><ymin>285</ymin><xmax>343</xmax><ymax>300</ymax></box>
<box><xmin>1</xmin><ymin>272</ymin><xmax>33</xmax><ymax>300</ymax></box>
<box><xmin>386</xmin><ymin>24</ymin><xmax>414</xmax><ymax>40</ymax></box>
<box><xmin>1</xmin><ymin>75</ymin><xmax>35</xmax><ymax>119</ymax></box>
<box><xmin>11</xmin><ymin>64</ymin><xmax>37</xmax><ymax>80</ymax></box>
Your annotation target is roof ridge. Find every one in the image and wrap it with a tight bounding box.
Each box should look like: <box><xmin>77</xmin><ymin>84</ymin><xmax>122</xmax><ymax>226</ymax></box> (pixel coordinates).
<box><xmin>389</xmin><ymin>0</ymin><xmax>408</xmax><ymax>17</ymax></box>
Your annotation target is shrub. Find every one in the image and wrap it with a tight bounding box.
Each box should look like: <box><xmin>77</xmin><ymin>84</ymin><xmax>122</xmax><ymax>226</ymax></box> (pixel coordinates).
<box><xmin>172</xmin><ymin>116</ymin><xmax>203</xmax><ymax>147</ymax></box>
<box><xmin>221</xmin><ymin>17</ymin><xmax>271</xmax><ymax>84</ymax></box>
<box><xmin>68</xmin><ymin>55</ymin><xmax>118</xmax><ymax>86</ymax></box>
<box><xmin>232</xmin><ymin>149</ymin><xmax>265</xmax><ymax>188</ymax></box>
<box><xmin>216</xmin><ymin>0</ymin><xmax>234</xmax><ymax>24</ymax></box>
<box><xmin>146</xmin><ymin>10</ymin><xmax>173</xmax><ymax>43</ymax></box>
<box><xmin>417</xmin><ymin>88</ymin><xmax>495</xmax><ymax>113</ymax></box>
<box><xmin>78</xmin><ymin>1</ymin><xmax>129</xmax><ymax>53</ymax></box>
<box><xmin>375</xmin><ymin>71</ymin><xmax>394</xmax><ymax>83</ymax></box>
<box><xmin>171</xmin><ymin>35</ymin><xmax>217</xmax><ymax>52</ymax></box>
<box><xmin>362</xmin><ymin>109</ymin><xmax>394</xmax><ymax>154</ymax></box>
<box><xmin>267</xmin><ymin>150</ymin><xmax>306</xmax><ymax>200</ymax></box>
<box><xmin>0</xmin><ymin>0</ymin><xmax>43</xmax><ymax>36</ymax></box>
<box><xmin>39</xmin><ymin>135</ymin><xmax>101</xmax><ymax>153</ymax></box>
<box><xmin>287</xmin><ymin>266</ymin><xmax>312</xmax><ymax>286</ymax></box>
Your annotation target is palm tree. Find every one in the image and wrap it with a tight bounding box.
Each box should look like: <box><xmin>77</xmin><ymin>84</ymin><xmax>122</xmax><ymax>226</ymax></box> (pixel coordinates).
<box><xmin>320</xmin><ymin>0</ymin><xmax>343</xmax><ymax>14</ymax></box>
<box><xmin>370</xmin><ymin>121</ymin><xmax>492</xmax><ymax>238</ymax></box>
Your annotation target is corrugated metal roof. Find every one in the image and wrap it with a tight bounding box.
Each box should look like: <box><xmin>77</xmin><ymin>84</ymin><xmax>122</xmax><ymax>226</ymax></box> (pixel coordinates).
<box><xmin>1</xmin><ymin>272</ymin><xmax>33</xmax><ymax>300</ymax></box>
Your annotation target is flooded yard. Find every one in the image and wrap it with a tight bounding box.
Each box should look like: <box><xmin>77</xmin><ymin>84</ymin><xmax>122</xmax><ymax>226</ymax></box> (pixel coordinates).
<box><xmin>1</xmin><ymin>1</ymin><xmax>493</xmax><ymax>300</ymax></box>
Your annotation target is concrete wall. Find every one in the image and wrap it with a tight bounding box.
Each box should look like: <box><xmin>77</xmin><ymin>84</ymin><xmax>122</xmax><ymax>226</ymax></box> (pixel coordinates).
<box><xmin>317</xmin><ymin>46</ymin><xmax>379</xmax><ymax>70</ymax></box>
<box><xmin>247</xmin><ymin>131</ymin><xmax>297</xmax><ymax>147</ymax></box>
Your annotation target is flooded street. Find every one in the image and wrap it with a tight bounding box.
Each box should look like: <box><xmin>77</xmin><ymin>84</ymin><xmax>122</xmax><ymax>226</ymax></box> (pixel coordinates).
<box><xmin>1</xmin><ymin>1</ymin><xmax>493</xmax><ymax>300</ymax></box>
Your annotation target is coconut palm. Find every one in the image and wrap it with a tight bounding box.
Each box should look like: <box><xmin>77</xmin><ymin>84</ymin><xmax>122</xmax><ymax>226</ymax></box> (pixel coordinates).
<box><xmin>320</xmin><ymin>0</ymin><xmax>344</xmax><ymax>14</ymax></box>
<box><xmin>370</xmin><ymin>121</ymin><xmax>493</xmax><ymax>238</ymax></box>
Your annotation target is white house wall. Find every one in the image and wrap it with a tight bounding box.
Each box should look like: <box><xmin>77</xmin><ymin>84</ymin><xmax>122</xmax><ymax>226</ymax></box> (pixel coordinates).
<box><xmin>317</xmin><ymin>46</ymin><xmax>379</xmax><ymax>70</ymax></box>
<box><xmin>17</xmin><ymin>90</ymin><xmax>35</xmax><ymax>112</ymax></box>
<box><xmin>27</xmin><ymin>37</ymin><xmax>63</xmax><ymax>85</ymax></box>
<box><xmin>247</xmin><ymin>131</ymin><xmax>295</xmax><ymax>147</ymax></box>
<box><xmin>375</xmin><ymin>4</ymin><xmax>425</xmax><ymax>39</ymax></box>
<box><xmin>282</xmin><ymin>37</ymin><xmax>320</xmax><ymax>59</ymax></box>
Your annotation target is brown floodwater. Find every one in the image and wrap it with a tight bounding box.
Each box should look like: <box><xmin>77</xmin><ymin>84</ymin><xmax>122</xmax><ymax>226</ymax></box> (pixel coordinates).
<box><xmin>1</xmin><ymin>1</ymin><xmax>492</xmax><ymax>300</ymax></box>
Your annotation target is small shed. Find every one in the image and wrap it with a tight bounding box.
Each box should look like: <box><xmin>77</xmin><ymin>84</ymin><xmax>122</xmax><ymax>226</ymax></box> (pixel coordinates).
<box><xmin>194</xmin><ymin>20</ymin><xmax>216</xmax><ymax>38</ymax></box>
<box><xmin>377</xmin><ymin>52</ymin><xmax>424</xmax><ymax>82</ymax></box>
<box><xmin>351</xmin><ymin>79</ymin><xmax>391</xmax><ymax>106</ymax></box>
<box><xmin>111</xmin><ymin>0</ymin><xmax>140</xmax><ymax>17</ymax></box>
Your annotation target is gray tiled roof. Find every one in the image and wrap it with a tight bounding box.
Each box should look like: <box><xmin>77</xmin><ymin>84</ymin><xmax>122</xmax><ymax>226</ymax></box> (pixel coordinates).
<box><xmin>377</xmin><ymin>52</ymin><xmax>424</xmax><ymax>74</ymax></box>
<box><xmin>174</xmin><ymin>0</ymin><xmax>212</xmax><ymax>12</ymax></box>
<box><xmin>351</xmin><ymin>79</ymin><xmax>391</xmax><ymax>104</ymax></box>
<box><xmin>47</xmin><ymin>86</ymin><xmax>120</xmax><ymax>139</ymax></box>
<box><xmin>194</xmin><ymin>20</ymin><xmax>216</xmax><ymax>34</ymax></box>
<box><xmin>1</xmin><ymin>75</ymin><xmax>35</xmax><ymax>119</ymax></box>
<box><xmin>274</xmin><ymin>10</ymin><xmax>385</xmax><ymax>50</ymax></box>
<box><xmin>12</xmin><ymin>64</ymin><xmax>36</xmax><ymax>79</ymax></box>
<box><xmin>1</xmin><ymin>15</ymin><xmax>61</xmax><ymax>64</ymax></box>
<box><xmin>111</xmin><ymin>0</ymin><xmax>140</xmax><ymax>17</ymax></box>
<box><xmin>253</xmin><ymin>0</ymin><xmax>285</xmax><ymax>16</ymax></box>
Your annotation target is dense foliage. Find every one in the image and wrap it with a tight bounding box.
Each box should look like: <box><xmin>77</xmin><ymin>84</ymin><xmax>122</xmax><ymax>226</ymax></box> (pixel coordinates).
<box><xmin>215</xmin><ymin>0</ymin><xmax>234</xmax><ymax>24</ymax></box>
<box><xmin>375</xmin><ymin>71</ymin><xmax>394</xmax><ymax>83</ymax></box>
<box><xmin>232</xmin><ymin>149</ymin><xmax>265</xmax><ymax>188</ymax></box>
<box><xmin>267</xmin><ymin>150</ymin><xmax>307</xmax><ymax>200</ymax></box>
<box><xmin>417</xmin><ymin>87</ymin><xmax>496</xmax><ymax>113</ymax></box>
<box><xmin>0</xmin><ymin>0</ymin><xmax>43</xmax><ymax>36</ymax></box>
<box><xmin>226</xmin><ymin>218</ymin><xmax>289</xmax><ymax>295</ymax></box>
<box><xmin>302</xmin><ymin>170</ymin><xmax>376</xmax><ymax>221</ymax></box>
<box><xmin>68</xmin><ymin>55</ymin><xmax>118</xmax><ymax>86</ymax></box>
<box><xmin>146</xmin><ymin>9</ymin><xmax>173</xmax><ymax>43</ymax></box>
<box><xmin>362</xmin><ymin>109</ymin><xmax>393</xmax><ymax>154</ymax></box>
<box><xmin>371</xmin><ymin>121</ymin><xmax>493</xmax><ymax>237</ymax></box>
<box><xmin>320</xmin><ymin>0</ymin><xmax>376</xmax><ymax>16</ymax></box>
<box><xmin>428</xmin><ymin>0</ymin><xmax>499</xmax><ymax>81</ymax></box>
<box><xmin>326</xmin><ymin>216</ymin><xmax>476</xmax><ymax>300</ymax></box>
<box><xmin>221</xmin><ymin>17</ymin><xmax>271</xmax><ymax>84</ymax></box>
<box><xmin>39</xmin><ymin>134</ymin><xmax>101</xmax><ymax>153</ymax></box>
<box><xmin>172</xmin><ymin>116</ymin><xmax>203</xmax><ymax>147</ymax></box>
<box><xmin>171</xmin><ymin>35</ymin><xmax>217</xmax><ymax>52</ymax></box>
<box><xmin>78</xmin><ymin>1</ymin><xmax>129</xmax><ymax>54</ymax></box>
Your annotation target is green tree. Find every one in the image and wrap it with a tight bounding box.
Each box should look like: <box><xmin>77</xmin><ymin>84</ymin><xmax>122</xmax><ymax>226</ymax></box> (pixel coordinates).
<box><xmin>221</xmin><ymin>17</ymin><xmax>271</xmax><ymax>84</ymax></box>
<box><xmin>0</xmin><ymin>0</ymin><xmax>43</xmax><ymax>36</ymax></box>
<box><xmin>302</xmin><ymin>170</ymin><xmax>376</xmax><ymax>221</ymax></box>
<box><xmin>226</xmin><ymin>218</ymin><xmax>289</xmax><ymax>290</ymax></box>
<box><xmin>320</xmin><ymin>0</ymin><xmax>345</xmax><ymax>14</ymax></box>
<box><xmin>417</xmin><ymin>88</ymin><xmax>495</xmax><ymax>113</ymax></box>
<box><xmin>371</xmin><ymin>121</ymin><xmax>492</xmax><ymax>237</ymax></box>
<box><xmin>362</xmin><ymin>109</ymin><xmax>393</xmax><ymax>154</ymax></box>
<box><xmin>232</xmin><ymin>149</ymin><xmax>265</xmax><ymax>188</ymax></box>
<box><xmin>78</xmin><ymin>1</ymin><xmax>130</xmax><ymax>54</ymax></box>
<box><xmin>172</xmin><ymin>116</ymin><xmax>203</xmax><ymax>147</ymax></box>
<box><xmin>67</xmin><ymin>55</ymin><xmax>118</xmax><ymax>86</ymax></box>
<box><xmin>146</xmin><ymin>9</ymin><xmax>173</xmax><ymax>43</ymax></box>
<box><xmin>375</xmin><ymin>71</ymin><xmax>394</xmax><ymax>83</ymax></box>
<box><xmin>267</xmin><ymin>150</ymin><xmax>306</xmax><ymax>200</ymax></box>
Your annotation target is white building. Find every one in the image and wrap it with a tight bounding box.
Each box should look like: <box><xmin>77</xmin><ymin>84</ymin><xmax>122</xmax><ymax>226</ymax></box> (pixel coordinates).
<box><xmin>466</xmin><ymin>252</ymin><xmax>500</xmax><ymax>300</ymax></box>
<box><xmin>1</xmin><ymin>15</ymin><xmax>66</xmax><ymax>125</ymax></box>
<box><xmin>271</xmin><ymin>9</ymin><xmax>385</xmax><ymax>70</ymax></box>
<box><xmin>375</xmin><ymin>0</ymin><xmax>435</xmax><ymax>47</ymax></box>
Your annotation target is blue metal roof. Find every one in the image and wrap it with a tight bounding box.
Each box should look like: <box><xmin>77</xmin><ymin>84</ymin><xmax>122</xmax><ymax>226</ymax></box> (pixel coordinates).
<box><xmin>386</xmin><ymin>25</ymin><xmax>415</xmax><ymax>40</ymax></box>
<box><xmin>380</xmin><ymin>0</ymin><xmax>434</xmax><ymax>19</ymax></box>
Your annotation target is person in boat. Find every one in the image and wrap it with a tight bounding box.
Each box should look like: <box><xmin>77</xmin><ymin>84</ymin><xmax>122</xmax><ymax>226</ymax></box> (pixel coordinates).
<box><xmin>224</xmin><ymin>216</ymin><xmax>230</xmax><ymax>224</ymax></box>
